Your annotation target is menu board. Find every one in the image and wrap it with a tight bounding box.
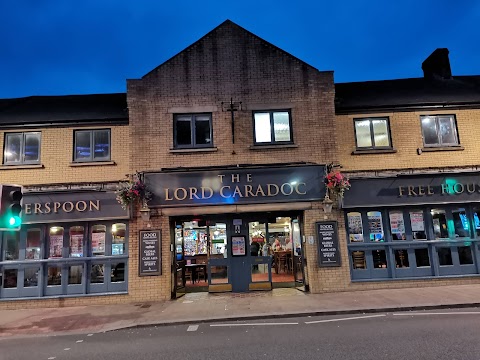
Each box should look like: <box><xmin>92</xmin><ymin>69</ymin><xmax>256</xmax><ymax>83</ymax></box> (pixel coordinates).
<box><xmin>231</xmin><ymin>236</ymin><xmax>246</xmax><ymax>256</ymax></box>
<box><xmin>316</xmin><ymin>221</ymin><xmax>341</xmax><ymax>267</ymax></box>
<box><xmin>139</xmin><ymin>230</ymin><xmax>161</xmax><ymax>276</ymax></box>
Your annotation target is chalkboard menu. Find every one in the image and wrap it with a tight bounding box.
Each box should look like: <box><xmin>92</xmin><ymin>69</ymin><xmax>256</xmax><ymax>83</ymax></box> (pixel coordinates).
<box><xmin>139</xmin><ymin>230</ymin><xmax>161</xmax><ymax>276</ymax></box>
<box><xmin>316</xmin><ymin>221</ymin><xmax>341</xmax><ymax>267</ymax></box>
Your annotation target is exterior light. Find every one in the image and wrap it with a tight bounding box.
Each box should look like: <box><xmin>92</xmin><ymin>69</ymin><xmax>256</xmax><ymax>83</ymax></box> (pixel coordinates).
<box><xmin>322</xmin><ymin>193</ymin><xmax>334</xmax><ymax>214</ymax></box>
<box><xmin>139</xmin><ymin>202</ymin><xmax>151</xmax><ymax>222</ymax></box>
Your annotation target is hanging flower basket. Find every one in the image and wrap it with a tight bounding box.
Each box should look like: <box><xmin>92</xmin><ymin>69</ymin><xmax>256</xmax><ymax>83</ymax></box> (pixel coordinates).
<box><xmin>325</xmin><ymin>166</ymin><xmax>351</xmax><ymax>200</ymax></box>
<box><xmin>115</xmin><ymin>172</ymin><xmax>152</xmax><ymax>210</ymax></box>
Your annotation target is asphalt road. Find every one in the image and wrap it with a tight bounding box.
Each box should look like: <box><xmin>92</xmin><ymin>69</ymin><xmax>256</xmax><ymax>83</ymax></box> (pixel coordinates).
<box><xmin>2</xmin><ymin>308</ymin><xmax>480</xmax><ymax>360</ymax></box>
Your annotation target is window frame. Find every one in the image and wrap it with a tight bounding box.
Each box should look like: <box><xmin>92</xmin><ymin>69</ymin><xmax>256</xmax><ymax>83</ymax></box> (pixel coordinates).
<box><xmin>3</xmin><ymin>132</ymin><xmax>41</xmax><ymax>165</ymax></box>
<box><xmin>353</xmin><ymin>117</ymin><xmax>392</xmax><ymax>150</ymax></box>
<box><xmin>173</xmin><ymin>113</ymin><xmax>213</xmax><ymax>149</ymax></box>
<box><xmin>420</xmin><ymin>114</ymin><xmax>459</xmax><ymax>147</ymax></box>
<box><xmin>73</xmin><ymin>129</ymin><xmax>111</xmax><ymax>162</ymax></box>
<box><xmin>252</xmin><ymin>110</ymin><xmax>294</xmax><ymax>146</ymax></box>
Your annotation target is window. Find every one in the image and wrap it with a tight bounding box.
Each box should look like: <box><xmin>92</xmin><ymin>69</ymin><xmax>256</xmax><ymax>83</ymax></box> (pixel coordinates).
<box><xmin>3</xmin><ymin>132</ymin><xmax>41</xmax><ymax>165</ymax></box>
<box><xmin>174</xmin><ymin>114</ymin><xmax>212</xmax><ymax>149</ymax></box>
<box><xmin>253</xmin><ymin>110</ymin><xmax>292</xmax><ymax>145</ymax></box>
<box><xmin>74</xmin><ymin>129</ymin><xmax>111</xmax><ymax>162</ymax></box>
<box><xmin>420</xmin><ymin>115</ymin><xmax>458</xmax><ymax>147</ymax></box>
<box><xmin>354</xmin><ymin>118</ymin><xmax>391</xmax><ymax>149</ymax></box>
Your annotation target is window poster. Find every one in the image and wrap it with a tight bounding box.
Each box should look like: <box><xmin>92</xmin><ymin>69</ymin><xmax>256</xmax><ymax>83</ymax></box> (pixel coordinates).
<box><xmin>367</xmin><ymin>211</ymin><xmax>384</xmax><ymax>241</ymax></box>
<box><xmin>410</xmin><ymin>211</ymin><xmax>425</xmax><ymax>232</ymax></box>
<box><xmin>92</xmin><ymin>232</ymin><xmax>106</xmax><ymax>255</ymax></box>
<box><xmin>70</xmin><ymin>234</ymin><xmax>84</xmax><ymax>257</ymax></box>
<box><xmin>232</xmin><ymin>236</ymin><xmax>246</xmax><ymax>256</ymax></box>
<box><xmin>347</xmin><ymin>212</ymin><xmax>364</xmax><ymax>242</ymax></box>
<box><xmin>49</xmin><ymin>235</ymin><xmax>63</xmax><ymax>258</ymax></box>
<box><xmin>389</xmin><ymin>212</ymin><xmax>406</xmax><ymax>240</ymax></box>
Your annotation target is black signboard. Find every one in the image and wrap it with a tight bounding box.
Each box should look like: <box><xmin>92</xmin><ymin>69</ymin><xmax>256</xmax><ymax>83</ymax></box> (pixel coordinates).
<box><xmin>139</xmin><ymin>230</ymin><xmax>161</xmax><ymax>276</ymax></box>
<box><xmin>316</xmin><ymin>221</ymin><xmax>341</xmax><ymax>267</ymax></box>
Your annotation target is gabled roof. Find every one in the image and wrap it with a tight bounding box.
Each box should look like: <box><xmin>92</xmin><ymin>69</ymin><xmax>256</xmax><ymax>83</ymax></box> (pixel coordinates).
<box><xmin>335</xmin><ymin>75</ymin><xmax>480</xmax><ymax>114</ymax></box>
<box><xmin>142</xmin><ymin>19</ymin><xmax>319</xmax><ymax>78</ymax></box>
<box><xmin>0</xmin><ymin>93</ymin><xmax>128</xmax><ymax>128</ymax></box>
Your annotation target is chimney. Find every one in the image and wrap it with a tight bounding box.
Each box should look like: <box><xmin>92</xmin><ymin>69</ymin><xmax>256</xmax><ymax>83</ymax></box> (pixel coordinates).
<box><xmin>422</xmin><ymin>48</ymin><xmax>452</xmax><ymax>80</ymax></box>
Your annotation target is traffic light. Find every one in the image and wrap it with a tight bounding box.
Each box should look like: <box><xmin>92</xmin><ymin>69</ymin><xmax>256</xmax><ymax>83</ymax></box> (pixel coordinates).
<box><xmin>0</xmin><ymin>184</ymin><xmax>24</xmax><ymax>231</ymax></box>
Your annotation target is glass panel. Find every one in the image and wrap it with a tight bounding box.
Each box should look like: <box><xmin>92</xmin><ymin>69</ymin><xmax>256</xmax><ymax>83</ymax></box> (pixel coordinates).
<box><xmin>351</xmin><ymin>251</ymin><xmax>366</xmax><ymax>269</ymax></box>
<box><xmin>421</xmin><ymin>116</ymin><xmax>439</xmax><ymax>145</ymax></box>
<box><xmin>69</xmin><ymin>226</ymin><xmax>84</xmax><ymax>257</ymax></box>
<box><xmin>75</xmin><ymin>131</ymin><xmax>91</xmax><ymax>160</ymax></box>
<box><xmin>254</xmin><ymin>113</ymin><xmax>272</xmax><ymax>143</ymax></box>
<box><xmin>438</xmin><ymin>116</ymin><xmax>457</xmax><ymax>145</ymax></box>
<box><xmin>183</xmin><ymin>222</ymin><xmax>207</xmax><ymax>256</ymax></box>
<box><xmin>194</xmin><ymin>117</ymin><xmax>211</xmax><ymax>145</ymax></box>
<box><xmin>3</xmin><ymin>269</ymin><xmax>17</xmax><ymax>288</ymax></box>
<box><xmin>26</xmin><ymin>228</ymin><xmax>41</xmax><ymax>260</ymax></box>
<box><xmin>93</xmin><ymin>130</ymin><xmax>110</xmax><ymax>159</ymax></box>
<box><xmin>292</xmin><ymin>221</ymin><xmax>302</xmax><ymax>256</ymax></box>
<box><xmin>438</xmin><ymin>248</ymin><xmax>453</xmax><ymax>266</ymax></box>
<box><xmin>458</xmin><ymin>246</ymin><xmax>473</xmax><ymax>265</ymax></box>
<box><xmin>347</xmin><ymin>212</ymin><xmax>364</xmax><ymax>242</ymax></box>
<box><xmin>410</xmin><ymin>211</ymin><xmax>427</xmax><ymax>240</ymax></box>
<box><xmin>431</xmin><ymin>209</ymin><xmax>448</xmax><ymax>239</ymax></box>
<box><xmin>4</xmin><ymin>232</ymin><xmax>19</xmax><ymax>260</ymax></box>
<box><xmin>367</xmin><ymin>211</ymin><xmax>385</xmax><ymax>242</ymax></box>
<box><xmin>91</xmin><ymin>264</ymin><xmax>105</xmax><ymax>283</ymax></box>
<box><xmin>389</xmin><ymin>211</ymin><xmax>406</xmax><ymax>240</ymax></box>
<box><xmin>268</xmin><ymin>217</ymin><xmax>291</xmax><ymax>251</ymax></box>
<box><xmin>49</xmin><ymin>226</ymin><xmax>64</xmax><ymax>258</ymax></box>
<box><xmin>210</xmin><ymin>265</ymin><xmax>228</xmax><ymax>284</ymax></box>
<box><xmin>24</xmin><ymin>267</ymin><xmax>39</xmax><ymax>287</ymax></box>
<box><xmin>210</xmin><ymin>223</ymin><xmax>227</xmax><ymax>258</ymax></box>
<box><xmin>91</xmin><ymin>225</ymin><xmax>106</xmax><ymax>256</ymax></box>
<box><xmin>47</xmin><ymin>266</ymin><xmax>62</xmax><ymax>286</ymax></box>
<box><xmin>354</xmin><ymin>119</ymin><xmax>372</xmax><ymax>148</ymax></box>
<box><xmin>452</xmin><ymin>208</ymin><xmax>469</xmax><ymax>238</ymax></box>
<box><xmin>273</xmin><ymin>112</ymin><xmax>291</xmax><ymax>142</ymax></box>
<box><xmin>4</xmin><ymin>133</ymin><xmax>22</xmax><ymax>163</ymax></box>
<box><xmin>372</xmin><ymin>119</ymin><xmax>390</xmax><ymax>147</ymax></box>
<box><xmin>474</xmin><ymin>208</ymin><xmax>480</xmax><ymax>237</ymax></box>
<box><xmin>175</xmin><ymin>226</ymin><xmax>183</xmax><ymax>261</ymax></box>
<box><xmin>249</xmin><ymin>222</ymin><xmax>265</xmax><ymax>256</ymax></box>
<box><xmin>112</xmin><ymin>223</ymin><xmax>126</xmax><ymax>255</ymax></box>
<box><xmin>251</xmin><ymin>264</ymin><xmax>269</xmax><ymax>282</ymax></box>
<box><xmin>111</xmin><ymin>262</ymin><xmax>125</xmax><ymax>282</ymax></box>
<box><xmin>415</xmin><ymin>248</ymin><xmax>430</xmax><ymax>267</ymax></box>
<box><xmin>68</xmin><ymin>265</ymin><xmax>83</xmax><ymax>285</ymax></box>
<box><xmin>394</xmin><ymin>250</ymin><xmax>409</xmax><ymax>268</ymax></box>
<box><xmin>24</xmin><ymin>133</ymin><xmax>40</xmax><ymax>162</ymax></box>
<box><xmin>176</xmin><ymin>118</ymin><xmax>192</xmax><ymax>146</ymax></box>
<box><xmin>372</xmin><ymin>250</ymin><xmax>387</xmax><ymax>268</ymax></box>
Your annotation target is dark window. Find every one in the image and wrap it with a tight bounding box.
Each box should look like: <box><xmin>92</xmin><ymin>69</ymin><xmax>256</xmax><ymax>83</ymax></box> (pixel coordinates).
<box><xmin>354</xmin><ymin>117</ymin><xmax>391</xmax><ymax>149</ymax></box>
<box><xmin>74</xmin><ymin>129</ymin><xmax>111</xmax><ymax>162</ymax></box>
<box><xmin>253</xmin><ymin>110</ymin><xmax>293</xmax><ymax>145</ymax></box>
<box><xmin>3</xmin><ymin>132</ymin><xmax>41</xmax><ymax>165</ymax></box>
<box><xmin>420</xmin><ymin>115</ymin><xmax>458</xmax><ymax>147</ymax></box>
<box><xmin>174</xmin><ymin>114</ymin><xmax>212</xmax><ymax>149</ymax></box>
<box><xmin>415</xmin><ymin>248</ymin><xmax>430</xmax><ymax>267</ymax></box>
<box><xmin>394</xmin><ymin>250</ymin><xmax>409</xmax><ymax>268</ymax></box>
<box><xmin>438</xmin><ymin>248</ymin><xmax>453</xmax><ymax>266</ymax></box>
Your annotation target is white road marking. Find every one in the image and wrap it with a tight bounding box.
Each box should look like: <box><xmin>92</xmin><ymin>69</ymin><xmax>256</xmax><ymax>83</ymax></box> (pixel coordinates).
<box><xmin>187</xmin><ymin>325</ymin><xmax>199</xmax><ymax>331</ymax></box>
<box><xmin>47</xmin><ymin>357</ymin><xmax>56</xmax><ymax>360</ymax></box>
<box><xmin>305</xmin><ymin>314</ymin><xmax>386</xmax><ymax>324</ymax></box>
<box><xmin>210</xmin><ymin>322</ymin><xmax>298</xmax><ymax>327</ymax></box>
<box><xmin>87</xmin><ymin>334</ymin><xmax>93</xmax><ymax>336</ymax></box>
<box><xmin>393</xmin><ymin>311</ymin><xmax>480</xmax><ymax>316</ymax></box>
<box><xmin>76</xmin><ymin>340</ymin><xmax>83</xmax><ymax>343</ymax></box>
<box><xmin>64</xmin><ymin>348</ymin><xmax>71</xmax><ymax>351</ymax></box>
<box><xmin>182</xmin><ymin>300</ymin><xmax>193</xmax><ymax>304</ymax></box>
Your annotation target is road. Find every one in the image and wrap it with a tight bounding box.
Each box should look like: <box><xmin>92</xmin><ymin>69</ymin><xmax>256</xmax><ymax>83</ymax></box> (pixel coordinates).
<box><xmin>2</xmin><ymin>309</ymin><xmax>480</xmax><ymax>360</ymax></box>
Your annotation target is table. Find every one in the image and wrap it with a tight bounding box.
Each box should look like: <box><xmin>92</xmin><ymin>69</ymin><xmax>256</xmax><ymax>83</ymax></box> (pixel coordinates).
<box><xmin>185</xmin><ymin>264</ymin><xmax>207</xmax><ymax>284</ymax></box>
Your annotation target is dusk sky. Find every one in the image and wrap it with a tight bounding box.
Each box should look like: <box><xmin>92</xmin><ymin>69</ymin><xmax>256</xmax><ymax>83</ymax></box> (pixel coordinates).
<box><xmin>1</xmin><ymin>1</ymin><xmax>479</xmax><ymax>98</ymax></box>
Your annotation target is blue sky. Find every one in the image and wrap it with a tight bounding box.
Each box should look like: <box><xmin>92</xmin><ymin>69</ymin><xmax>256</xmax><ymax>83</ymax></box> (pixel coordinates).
<box><xmin>1</xmin><ymin>1</ymin><xmax>479</xmax><ymax>98</ymax></box>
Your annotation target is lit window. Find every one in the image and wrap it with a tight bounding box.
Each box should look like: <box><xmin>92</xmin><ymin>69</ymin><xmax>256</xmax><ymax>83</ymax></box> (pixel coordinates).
<box><xmin>3</xmin><ymin>132</ymin><xmax>41</xmax><ymax>165</ymax></box>
<box><xmin>420</xmin><ymin>115</ymin><xmax>459</xmax><ymax>147</ymax></box>
<box><xmin>354</xmin><ymin>118</ymin><xmax>391</xmax><ymax>149</ymax></box>
<box><xmin>253</xmin><ymin>110</ymin><xmax>292</xmax><ymax>145</ymax></box>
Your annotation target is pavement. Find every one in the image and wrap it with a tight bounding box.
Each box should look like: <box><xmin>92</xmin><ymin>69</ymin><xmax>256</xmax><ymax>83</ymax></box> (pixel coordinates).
<box><xmin>1</xmin><ymin>284</ymin><xmax>480</xmax><ymax>339</ymax></box>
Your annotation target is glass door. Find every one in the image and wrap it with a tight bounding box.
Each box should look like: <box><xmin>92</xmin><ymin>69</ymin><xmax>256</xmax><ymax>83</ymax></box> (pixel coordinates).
<box><xmin>172</xmin><ymin>223</ymin><xmax>186</xmax><ymax>299</ymax></box>
<box><xmin>292</xmin><ymin>217</ymin><xmax>306</xmax><ymax>291</ymax></box>
<box><xmin>208</xmin><ymin>221</ymin><xmax>231</xmax><ymax>292</ymax></box>
<box><xmin>248</xmin><ymin>221</ymin><xmax>272</xmax><ymax>291</ymax></box>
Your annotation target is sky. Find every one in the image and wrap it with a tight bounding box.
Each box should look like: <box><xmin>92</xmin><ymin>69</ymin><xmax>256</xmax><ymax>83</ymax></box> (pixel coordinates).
<box><xmin>1</xmin><ymin>1</ymin><xmax>479</xmax><ymax>98</ymax></box>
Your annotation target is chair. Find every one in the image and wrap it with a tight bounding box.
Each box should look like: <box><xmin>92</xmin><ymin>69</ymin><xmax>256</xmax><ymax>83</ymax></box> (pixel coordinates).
<box><xmin>278</xmin><ymin>253</ymin><xmax>288</xmax><ymax>273</ymax></box>
<box><xmin>185</xmin><ymin>269</ymin><xmax>193</xmax><ymax>284</ymax></box>
<box><xmin>352</xmin><ymin>251</ymin><xmax>366</xmax><ymax>269</ymax></box>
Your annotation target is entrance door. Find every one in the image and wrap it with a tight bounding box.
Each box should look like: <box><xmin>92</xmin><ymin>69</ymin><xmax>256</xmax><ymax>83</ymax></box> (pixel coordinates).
<box><xmin>292</xmin><ymin>218</ymin><xmax>307</xmax><ymax>291</ymax></box>
<box><xmin>172</xmin><ymin>224</ymin><xmax>186</xmax><ymax>298</ymax></box>
<box><xmin>207</xmin><ymin>221</ymin><xmax>231</xmax><ymax>292</ymax></box>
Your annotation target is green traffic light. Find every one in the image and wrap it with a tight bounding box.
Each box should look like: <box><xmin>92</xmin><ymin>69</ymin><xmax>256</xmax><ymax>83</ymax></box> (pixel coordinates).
<box><xmin>8</xmin><ymin>215</ymin><xmax>21</xmax><ymax>227</ymax></box>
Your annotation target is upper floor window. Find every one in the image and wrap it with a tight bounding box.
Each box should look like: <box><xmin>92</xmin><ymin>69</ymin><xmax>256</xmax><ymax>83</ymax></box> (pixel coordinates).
<box><xmin>253</xmin><ymin>110</ymin><xmax>292</xmax><ymax>145</ymax></box>
<box><xmin>3</xmin><ymin>132</ymin><xmax>41</xmax><ymax>165</ymax></box>
<box><xmin>420</xmin><ymin>115</ymin><xmax>459</xmax><ymax>147</ymax></box>
<box><xmin>74</xmin><ymin>129</ymin><xmax>111</xmax><ymax>162</ymax></box>
<box><xmin>354</xmin><ymin>117</ymin><xmax>391</xmax><ymax>149</ymax></box>
<box><xmin>174</xmin><ymin>114</ymin><xmax>213</xmax><ymax>149</ymax></box>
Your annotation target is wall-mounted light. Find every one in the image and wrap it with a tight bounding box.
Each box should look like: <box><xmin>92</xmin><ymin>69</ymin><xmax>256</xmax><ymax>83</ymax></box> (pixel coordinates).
<box><xmin>139</xmin><ymin>203</ymin><xmax>151</xmax><ymax>222</ymax></box>
<box><xmin>322</xmin><ymin>193</ymin><xmax>334</xmax><ymax>214</ymax></box>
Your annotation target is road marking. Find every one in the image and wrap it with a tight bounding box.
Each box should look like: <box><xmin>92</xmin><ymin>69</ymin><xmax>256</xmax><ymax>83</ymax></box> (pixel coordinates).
<box><xmin>393</xmin><ymin>311</ymin><xmax>480</xmax><ymax>316</ymax></box>
<box><xmin>76</xmin><ymin>340</ymin><xmax>83</xmax><ymax>343</ymax></box>
<box><xmin>47</xmin><ymin>357</ymin><xmax>56</xmax><ymax>360</ymax></box>
<box><xmin>305</xmin><ymin>314</ymin><xmax>386</xmax><ymax>324</ymax></box>
<box><xmin>183</xmin><ymin>300</ymin><xmax>193</xmax><ymax>304</ymax></box>
<box><xmin>210</xmin><ymin>322</ymin><xmax>298</xmax><ymax>327</ymax></box>
<box><xmin>187</xmin><ymin>325</ymin><xmax>199</xmax><ymax>331</ymax></box>
<box><xmin>64</xmin><ymin>348</ymin><xmax>71</xmax><ymax>351</ymax></box>
<box><xmin>87</xmin><ymin>334</ymin><xmax>93</xmax><ymax>337</ymax></box>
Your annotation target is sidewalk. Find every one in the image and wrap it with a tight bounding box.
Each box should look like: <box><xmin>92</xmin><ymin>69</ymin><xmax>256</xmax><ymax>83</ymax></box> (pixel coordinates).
<box><xmin>1</xmin><ymin>284</ymin><xmax>480</xmax><ymax>339</ymax></box>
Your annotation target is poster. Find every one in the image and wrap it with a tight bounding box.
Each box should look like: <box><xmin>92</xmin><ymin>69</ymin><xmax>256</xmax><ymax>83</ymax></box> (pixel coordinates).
<box><xmin>367</xmin><ymin>211</ymin><xmax>384</xmax><ymax>241</ymax></box>
<box><xmin>70</xmin><ymin>234</ymin><xmax>84</xmax><ymax>257</ymax></box>
<box><xmin>410</xmin><ymin>212</ymin><xmax>425</xmax><ymax>232</ymax></box>
<box><xmin>347</xmin><ymin>212</ymin><xmax>364</xmax><ymax>242</ymax></box>
<box><xmin>231</xmin><ymin>236</ymin><xmax>246</xmax><ymax>256</ymax></box>
<box><xmin>49</xmin><ymin>234</ymin><xmax>63</xmax><ymax>258</ymax></box>
<box><xmin>92</xmin><ymin>232</ymin><xmax>106</xmax><ymax>255</ymax></box>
